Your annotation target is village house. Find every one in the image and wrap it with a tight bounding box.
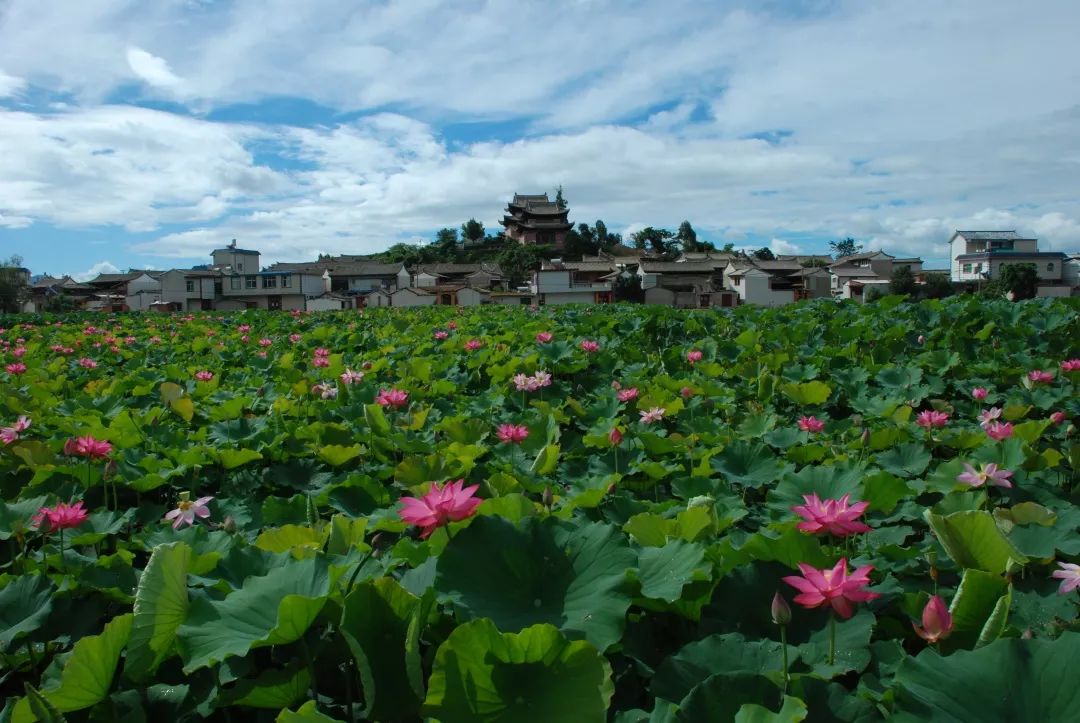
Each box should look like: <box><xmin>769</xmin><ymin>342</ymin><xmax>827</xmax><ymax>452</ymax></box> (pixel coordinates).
<box><xmin>412</xmin><ymin>263</ymin><xmax>505</xmax><ymax>289</ymax></box>
<box><xmin>639</xmin><ymin>260</ymin><xmax>736</xmax><ymax>308</ymax></box>
<box><xmin>948</xmin><ymin>230</ymin><xmax>1070</xmax><ymax>296</ymax></box>
<box><xmin>827</xmin><ymin>251</ymin><xmax>923</xmax><ymax>301</ymax></box>
<box><xmin>501</xmin><ymin>193</ymin><xmax>572</xmax><ymax>249</ymax></box>
<box><xmin>531</xmin><ymin>266</ymin><xmax>614</xmax><ymax>305</ymax></box>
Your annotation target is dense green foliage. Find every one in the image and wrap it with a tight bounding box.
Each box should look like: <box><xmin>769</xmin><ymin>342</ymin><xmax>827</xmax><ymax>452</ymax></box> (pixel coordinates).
<box><xmin>0</xmin><ymin>297</ymin><xmax>1078</xmax><ymax>722</ymax></box>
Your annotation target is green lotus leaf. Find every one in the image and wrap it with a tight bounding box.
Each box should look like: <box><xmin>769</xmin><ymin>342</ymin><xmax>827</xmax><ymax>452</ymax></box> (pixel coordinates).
<box><xmin>177</xmin><ymin>555</ymin><xmax>330</xmax><ymax>672</ymax></box>
<box><xmin>780</xmin><ymin>380</ymin><xmax>832</xmax><ymax>406</ymax></box>
<box><xmin>12</xmin><ymin>613</ymin><xmax>133</xmax><ymax>722</ymax></box>
<box><xmin>227</xmin><ymin>663</ymin><xmax>311</xmax><ymax>709</ymax></box>
<box><xmin>711</xmin><ymin>441</ymin><xmax>791</xmax><ymax>489</ymax></box>
<box><xmin>436</xmin><ymin>516</ymin><xmax>635</xmax><ymax>651</ymax></box>
<box><xmin>734</xmin><ymin>696</ymin><xmax>809</xmax><ymax>723</ymax></box>
<box><xmin>422</xmin><ymin>619</ymin><xmax>613</xmax><ymax>723</ymax></box>
<box><xmin>216</xmin><ymin>448</ymin><xmax>263</xmax><ymax>469</ymax></box>
<box><xmin>652</xmin><ymin>633</ymin><xmax>796</xmax><ymax>704</ymax></box>
<box><xmin>943</xmin><ymin>568</ymin><xmax>1010</xmax><ymax>651</ymax></box>
<box><xmin>340</xmin><ymin>577</ymin><xmax>422</xmax><ymax>720</ymax></box>
<box><xmin>925</xmin><ymin>509</ymin><xmax>1028</xmax><ymax>574</ymax></box>
<box><xmin>277</xmin><ymin>701</ymin><xmax>344</xmax><ymax>722</ymax></box>
<box><xmin>876</xmin><ymin>443</ymin><xmax>931</xmax><ymax>478</ymax></box>
<box><xmin>892</xmin><ymin>633</ymin><xmax>1080</xmax><ymax>721</ymax></box>
<box><xmin>126</xmin><ymin>542</ymin><xmax>191</xmax><ymax>680</ymax></box>
<box><xmin>317</xmin><ymin>444</ymin><xmax>362</xmax><ymax>467</ymax></box>
<box><xmin>0</xmin><ymin>573</ymin><xmax>55</xmax><ymax>652</ymax></box>
<box><xmin>635</xmin><ymin>539</ymin><xmax>710</xmax><ymax>603</ymax></box>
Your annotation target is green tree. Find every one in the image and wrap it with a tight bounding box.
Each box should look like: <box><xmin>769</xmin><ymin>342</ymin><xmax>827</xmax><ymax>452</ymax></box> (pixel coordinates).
<box><xmin>631</xmin><ymin>227</ymin><xmax>676</xmax><ymax>255</ymax></box>
<box><xmin>554</xmin><ymin>185</ymin><xmax>567</xmax><ymax>210</ymax></box>
<box><xmin>433</xmin><ymin>228</ymin><xmax>459</xmax><ymax>259</ymax></box>
<box><xmin>920</xmin><ymin>272</ymin><xmax>955</xmax><ymax>299</ymax></box>
<box><xmin>677</xmin><ymin>220</ymin><xmax>698</xmax><ymax>252</ymax></box>
<box><xmin>829</xmin><ymin>236</ymin><xmax>863</xmax><ymax>259</ymax></box>
<box><xmin>460</xmin><ymin>219</ymin><xmax>485</xmax><ymax>243</ymax></box>
<box><xmin>497</xmin><ymin>244</ymin><xmax>547</xmax><ymax>288</ymax></box>
<box><xmin>594</xmin><ymin>220</ymin><xmax>611</xmax><ymax>249</ymax></box>
<box><xmin>0</xmin><ymin>256</ymin><xmax>29</xmax><ymax>314</ymax></box>
<box><xmin>563</xmin><ymin>223</ymin><xmax>599</xmax><ymax>260</ymax></box>
<box><xmin>996</xmin><ymin>263</ymin><xmax>1039</xmax><ymax>300</ymax></box>
<box><xmin>889</xmin><ymin>265</ymin><xmax>917</xmax><ymax>296</ymax></box>
<box><xmin>752</xmin><ymin>247</ymin><xmax>776</xmax><ymax>261</ymax></box>
<box><xmin>612</xmin><ymin>273</ymin><xmax>643</xmax><ymax>303</ymax></box>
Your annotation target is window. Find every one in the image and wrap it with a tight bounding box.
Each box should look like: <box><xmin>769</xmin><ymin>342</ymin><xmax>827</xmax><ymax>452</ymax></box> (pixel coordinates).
<box><xmin>186</xmin><ymin>280</ymin><xmax>195</xmax><ymax>293</ymax></box>
<box><xmin>263</xmin><ymin>276</ymin><xmax>277</xmax><ymax>289</ymax></box>
<box><xmin>237</xmin><ymin>262</ymin><xmax>243</xmax><ymax>271</ymax></box>
<box><xmin>281</xmin><ymin>274</ymin><xmax>291</xmax><ymax>288</ymax></box>
<box><xmin>962</xmin><ymin>264</ymin><xmax>972</xmax><ymax>274</ymax></box>
<box><xmin>245</xmin><ymin>275</ymin><xmax>256</xmax><ymax>289</ymax></box>
<box><xmin>230</xmin><ymin>276</ymin><xmax>241</xmax><ymax>290</ymax></box>
<box><xmin>520</xmin><ymin>297</ymin><xmax>531</xmax><ymax>305</ymax></box>
<box><xmin>1048</xmin><ymin>263</ymin><xmax>1054</xmax><ymax>272</ymax></box>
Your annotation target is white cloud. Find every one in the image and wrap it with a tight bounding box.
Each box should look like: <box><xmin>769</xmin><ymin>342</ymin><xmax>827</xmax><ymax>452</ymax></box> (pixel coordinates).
<box><xmin>769</xmin><ymin>238</ymin><xmax>801</xmax><ymax>256</ymax></box>
<box><xmin>126</xmin><ymin>47</ymin><xmax>182</xmax><ymax>89</ymax></box>
<box><xmin>0</xmin><ymin>0</ymin><xmax>1078</xmax><ymax>273</ymax></box>
<box><xmin>0</xmin><ymin>70</ymin><xmax>25</xmax><ymax>97</ymax></box>
<box><xmin>73</xmin><ymin>260</ymin><xmax>120</xmax><ymax>281</ymax></box>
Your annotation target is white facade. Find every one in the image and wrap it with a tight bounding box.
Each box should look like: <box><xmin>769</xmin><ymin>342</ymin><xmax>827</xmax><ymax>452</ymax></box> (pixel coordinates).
<box><xmin>531</xmin><ymin>269</ymin><xmax>612</xmax><ymax>305</ymax></box>
<box><xmin>389</xmin><ymin>288</ymin><xmax>436</xmax><ymax>307</ymax></box>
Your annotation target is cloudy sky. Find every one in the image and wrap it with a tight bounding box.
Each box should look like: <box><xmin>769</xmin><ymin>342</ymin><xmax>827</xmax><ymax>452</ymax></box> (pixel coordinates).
<box><xmin>1</xmin><ymin>0</ymin><xmax>1079</xmax><ymax>279</ymax></box>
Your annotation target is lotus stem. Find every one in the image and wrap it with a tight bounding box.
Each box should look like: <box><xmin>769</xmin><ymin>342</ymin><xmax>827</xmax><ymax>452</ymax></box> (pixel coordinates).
<box><xmin>300</xmin><ymin>635</ymin><xmax>320</xmax><ymax>707</ymax></box>
<box><xmin>828</xmin><ymin>613</ymin><xmax>837</xmax><ymax>666</ymax></box>
<box><xmin>58</xmin><ymin>528</ymin><xmax>65</xmax><ymax>574</ymax></box>
<box><xmin>780</xmin><ymin>624</ymin><xmax>789</xmax><ymax>694</ymax></box>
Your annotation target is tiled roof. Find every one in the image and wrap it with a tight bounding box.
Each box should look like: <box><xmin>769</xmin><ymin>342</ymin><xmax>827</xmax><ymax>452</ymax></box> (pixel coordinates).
<box><xmin>415</xmin><ymin>263</ymin><xmax>503</xmax><ymax>276</ymax></box>
<box><xmin>640</xmin><ymin>261</ymin><xmax>722</xmax><ymax>273</ymax></box>
<box><xmin>830</xmin><ymin>251</ymin><xmax>894</xmax><ymax>266</ymax></box>
<box><xmin>268</xmin><ymin>261</ymin><xmax>406</xmax><ymax>276</ymax></box>
<box><xmin>954</xmin><ymin>230</ymin><xmax>1031</xmax><ymax>241</ymax></box>
<box><xmin>831</xmin><ymin>268</ymin><xmax>880</xmax><ymax>277</ymax></box>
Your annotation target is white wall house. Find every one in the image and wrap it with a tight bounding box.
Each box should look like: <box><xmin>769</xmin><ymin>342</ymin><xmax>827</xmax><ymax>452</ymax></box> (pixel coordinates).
<box><xmin>531</xmin><ymin>269</ymin><xmax>613</xmax><ymax>305</ymax></box>
<box><xmin>948</xmin><ymin>231</ymin><xmax>1065</xmax><ymax>283</ymax></box>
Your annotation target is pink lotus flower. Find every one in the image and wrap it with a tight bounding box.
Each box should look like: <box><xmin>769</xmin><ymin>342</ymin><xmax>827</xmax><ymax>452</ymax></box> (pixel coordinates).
<box><xmin>6</xmin><ymin>362</ymin><xmax>26</xmax><ymax>375</ymax></box>
<box><xmin>687</xmin><ymin>350</ymin><xmax>703</xmax><ymax>364</ymax></box>
<box><xmin>434</xmin><ymin>331</ymin><xmax>449</xmax><ymax>340</ymax></box>
<box><xmin>956</xmin><ymin>462</ymin><xmax>1013</xmax><ymax>488</ymax></box>
<box><xmin>792</xmin><ymin>493</ymin><xmax>872</xmax><ymax>536</ymax></box>
<box><xmin>398</xmin><ymin>479</ymin><xmax>482</xmax><ymax>539</ymax></box>
<box><xmin>464</xmin><ymin>339</ymin><xmax>483</xmax><ymax>351</ymax></box>
<box><xmin>1028</xmin><ymin>370</ymin><xmax>1054</xmax><ymax>383</ymax></box>
<box><xmin>195</xmin><ymin>371</ymin><xmax>214</xmax><ymax>382</ymax></box>
<box><xmin>312</xmin><ymin>356</ymin><xmax>330</xmax><ymax>368</ymax></box>
<box><xmin>580</xmin><ymin>340</ymin><xmax>600</xmax><ymax>354</ymax></box>
<box><xmin>916</xmin><ymin>410</ymin><xmax>949</xmax><ymax>428</ymax></box>
<box><xmin>164</xmin><ymin>492</ymin><xmax>213</xmax><ymax>530</ymax></box>
<box><xmin>312</xmin><ymin>384</ymin><xmax>339</xmax><ymax>400</ymax></box>
<box><xmin>985</xmin><ymin>421</ymin><xmax>1014</xmax><ymax>441</ymax></box>
<box><xmin>63</xmin><ymin>435</ymin><xmax>112</xmax><ymax>460</ymax></box>
<box><xmin>971</xmin><ymin>387</ymin><xmax>988</xmax><ymax>400</ymax></box>
<box><xmin>532</xmin><ymin>371</ymin><xmax>552</xmax><ymax>388</ymax></box>
<box><xmin>639</xmin><ymin>407</ymin><xmax>665</xmax><ymax>424</ymax></box>
<box><xmin>1050</xmin><ymin>411</ymin><xmax>1067</xmax><ymax>425</ymax></box>
<box><xmin>917</xmin><ymin>335</ymin><xmax>926</xmax><ymax>345</ymax></box>
<box><xmin>289</xmin><ymin>333</ymin><xmax>302</xmax><ymax>344</ymax></box>
<box><xmin>497</xmin><ymin>424</ymin><xmax>529</xmax><ymax>444</ymax></box>
<box><xmin>447</xmin><ymin>321</ymin><xmax>458</xmax><ymax>330</ymax></box>
<box><xmin>258</xmin><ymin>338</ymin><xmax>273</xmax><ymax>347</ymax></box>
<box><xmin>680</xmin><ymin>386</ymin><xmax>694</xmax><ymax>399</ymax></box>
<box><xmin>978</xmin><ymin>407</ymin><xmax>1002</xmax><ymax>428</ymax></box>
<box><xmin>782</xmin><ymin>558</ymin><xmax>880</xmax><ymax>619</ymax></box>
<box><xmin>617</xmin><ymin>387</ymin><xmax>639</xmax><ymax>402</ymax></box>
<box><xmin>798</xmin><ymin>416</ymin><xmax>825</xmax><ymax>433</ymax></box>
<box><xmin>78</xmin><ymin>358</ymin><xmax>97</xmax><ymax>369</ymax></box>
<box><xmin>340</xmin><ymin>369</ymin><xmax>365</xmax><ymax>385</ymax></box>
<box><xmin>513</xmin><ymin>373</ymin><xmax>537</xmax><ymax>392</ymax></box>
<box><xmin>0</xmin><ymin>428</ymin><xmax>18</xmax><ymax>445</ymax></box>
<box><xmin>608</xmin><ymin>426</ymin><xmax>623</xmax><ymax>446</ymax></box>
<box><xmin>32</xmin><ymin>501</ymin><xmax>89</xmax><ymax>532</ymax></box>
<box><xmin>12</xmin><ymin>346</ymin><xmax>26</xmax><ymax>358</ymax></box>
<box><xmin>1052</xmin><ymin>562</ymin><xmax>1080</xmax><ymax>595</ymax></box>
<box><xmin>375</xmin><ymin>388</ymin><xmax>409</xmax><ymax>408</ymax></box>
<box><xmin>913</xmin><ymin>595</ymin><xmax>953</xmax><ymax>642</ymax></box>
<box><xmin>238</xmin><ymin>324</ymin><xmax>251</xmax><ymax>333</ymax></box>
<box><xmin>314</xmin><ymin>347</ymin><xmax>330</xmax><ymax>358</ymax></box>
<box><xmin>12</xmin><ymin>416</ymin><xmax>30</xmax><ymax>433</ymax></box>
<box><xmin>1061</xmin><ymin>359</ymin><xmax>1080</xmax><ymax>373</ymax></box>
<box><xmin>536</xmin><ymin>332</ymin><xmax>553</xmax><ymax>343</ymax></box>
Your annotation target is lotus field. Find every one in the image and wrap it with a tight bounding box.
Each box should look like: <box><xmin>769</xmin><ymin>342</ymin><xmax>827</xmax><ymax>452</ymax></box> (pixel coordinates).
<box><xmin>2</xmin><ymin>298</ymin><xmax>1080</xmax><ymax>722</ymax></box>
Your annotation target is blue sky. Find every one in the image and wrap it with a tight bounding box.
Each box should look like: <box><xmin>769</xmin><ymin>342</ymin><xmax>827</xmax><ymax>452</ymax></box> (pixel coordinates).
<box><xmin>2</xmin><ymin>0</ymin><xmax>1079</xmax><ymax>279</ymax></box>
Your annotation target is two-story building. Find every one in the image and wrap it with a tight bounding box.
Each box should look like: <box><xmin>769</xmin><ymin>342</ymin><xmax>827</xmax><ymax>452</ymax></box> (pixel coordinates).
<box><xmin>948</xmin><ymin>231</ymin><xmax>1068</xmax><ymax>290</ymax></box>
<box><xmin>531</xmin><ymin>267</ymin><xmax>613</xmax><ymax>305</ymax></box>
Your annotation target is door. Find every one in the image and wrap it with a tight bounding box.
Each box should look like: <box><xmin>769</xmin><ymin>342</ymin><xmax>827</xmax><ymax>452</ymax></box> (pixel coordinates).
<box><xmin>268</xmin><ymin>295</ymin><xmax>282</xmax><ymax>310</ymax></box>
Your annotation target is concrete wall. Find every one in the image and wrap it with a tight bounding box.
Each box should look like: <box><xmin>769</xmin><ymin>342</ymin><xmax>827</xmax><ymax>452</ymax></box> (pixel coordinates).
<box><xmin>306</xmin><ymin>297</ymin><xmax>348</xmax><ymax>311</ymax></box>
<box><xmin>212</xmin><ymin>249</ymin><xmax>260</xmax><ymax>274</ymax></box>
<box><xmin>489</xmin><ymin>294</ymin><xmax>534</xmax><ymax>306</ymax></box>
<box><xmin>392</xmin><ymin>290</ymin><xmax>436</xmax><ymax>307</ymax></box>
<box><xmin>415</xmin><ymin>272</ymin><xmax>439</xmax><ymax>287</ymax></box>
<box><xmin>539</xmin><ymin>291</ymin><xmax>595</xmax><ymax>305</ymax></box>
<box><xmin>1036</xmin><ymin>285</ymin><xmax>1073</xmax><ymax>298</ymax></box>
<box><xmin>743</xmin><ymin>273</ymin><xmax>795</xmax><ymax>307</ymax></box>
<box><xmin>457</xmin><ymin>287</ymin><xmax>486</xmax><ymax>306</ymax></box>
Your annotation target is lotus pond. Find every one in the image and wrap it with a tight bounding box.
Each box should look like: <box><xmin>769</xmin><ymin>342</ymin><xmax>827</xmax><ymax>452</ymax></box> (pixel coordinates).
<box><xmin>1</xmin><ymin>297</ymin><xmax>1078</xmax><ymax>722</ymax></box>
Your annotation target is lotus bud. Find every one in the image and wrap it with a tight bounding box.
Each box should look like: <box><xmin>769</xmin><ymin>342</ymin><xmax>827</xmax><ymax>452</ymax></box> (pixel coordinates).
<box><xmin>913</xmin><ymin>595</ymin><xmax>953</xmax><ymax>642</ymax></box>
<box><xmin>850</xmin><ymin>414</ymin><xmax>863</xmax><ymax>427</ymax></box>
<box><xmin>861</xmin><ymin>428</ymin><xmax>870</xmax><ymax>446</ymax></box>
<box><xmin>306</xmin><ymin>495</ymin><xmax>319</xmax><ymax>528</ymax></box>
<box><xmin>771</xmin><ymin>592</ymin><xmax>792</xmax><ymax>625</ymax></box>
<box><xmin>542</xmin><ymin>486</ymin><xmax>553</xmax><ymax>509</ymax></box>
<box><xmin>362</xmin><ymin>361</ymin><xmax>373</xmax><ymax>370</ymax></box>
<box><xmin>608</xmin><ymin>426</ymin><xmax>623</xmax><ymax>447</ymax></box>
<box><xmin>223</xmin><ymin>516</ymin><xmax>237</xmax><ymax>533</ymax></box>
<box><xmin>687</xmin><ymin>495</ymin><xmax>714</xmax><ymax>509</ymax></box>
